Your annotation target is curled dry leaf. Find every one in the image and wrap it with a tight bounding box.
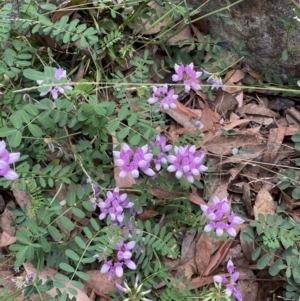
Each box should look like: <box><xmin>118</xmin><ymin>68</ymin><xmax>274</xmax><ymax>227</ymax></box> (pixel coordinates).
<box><xmin>161</xmin><ymin>100</ymin><xmax>201</xmax><ymax>128</ymax></box>
<box><xmin>212</xmin><ymin>91</ymin><xmax>238</xmax><ymax>119</ymax></box>
<box><xmin>203</xmin><ymin>238</ymin><xmax>233</xmax><ymax>276</ymax></box>
<box><xmin>23</xmin><ymin>262</ymin><xmax>91</xmax><ymax>301</ymax></box>
<box><xmin>253</xmin><ymin>188</ymin><xmax>275</xmax><ymax>220</ymax></box>
<box><xmin>222</xmin><ymin>69</ymin><xmax>245</xmax><ymax>94</ymax></box>
<box><xmin>190</xmin><ymin>275</ymin><xmax>217</xmax><ymax>290</ymax></box>
<box><xmin>189</xmin><ymin>192</ymin><xmax>206</xmax><ymax>206</ymax></box>
<box><xmin>180</xmin><ymin>230</ymin><xmax>197</xmax><ymax>264</ymax></box>
<box><xmin>198</xmin><ymin>99</ymin><xmax>221</xmax><ymax>132</ymax></box>
<box><xmin>0</xmin><ymin>230</ymin><xmax>16</xmax><ymax>247</ymax></box>
<box><xmin>168</xmin><ymin>23</ymin><xmax>191</xmax><ymax>45</ymax></box>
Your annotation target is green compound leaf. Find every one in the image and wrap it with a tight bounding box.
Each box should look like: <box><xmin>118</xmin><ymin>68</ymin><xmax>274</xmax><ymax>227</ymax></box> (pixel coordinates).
<box><xmin>59</xmin><ymin>216</ymin><xmax>75</xmax><ymax>231</ymax></box>
<box><xmin>269</xmin><ymin>259</ymin><xmax>284</xmax><ymax>276</ymax></box>
<box><xmin>65</xmin><ymin>249</ymin><xmax>80</xmax><ymax>261</ymax></box>
<box><xmin>251</xmin><ymin>247</ymin><xmax>261</xmax><ymax>261</ymax></box>
<box><xmin>292</xmin><ymin>187</ymin><xmax>300</xmax><ymax>200</ymax></box>
<box><xmin>241</xmin><ymin>226</ymin><xmax>255</xmax><ymax>242</ymax></box>
<box><xmin>0</xmin><ymin>127</ymin><xmax>17</xmax><ymax>137</ymax></box>
<box><xmin>8</xmin><ymin>131</ymin><xmax>22</xmax><ymax>147</ymax></box>
<box><xmin>28</xmin><ymin>124</ymin><xmax>43</xmax><ymax>137</ymax></box>
<box><xmin>257</xmin><ymin>253</ymin><xmax>271</xmax><ymax>269</ymax></box>
<box><xmin>23</xmin><ymin>68</ymin><xmax>48</xmax><ymax>81</ymax></box>
<box><xmin>48</xmin><ymin>225</ymin><xmax>62</xmax><ymax>241</ymax></box>
<box><xmin>75</xmin><ymin>271</ymin><xmax>90</xmax><ymax>281</ymax></box>
<box><xmin>59</xmin><ymin>262</ymin><xmax>75</xmax><ymax>273</ymax></box>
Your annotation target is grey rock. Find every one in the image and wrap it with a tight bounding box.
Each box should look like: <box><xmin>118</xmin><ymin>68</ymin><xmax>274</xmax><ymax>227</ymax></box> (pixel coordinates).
<box><xmin>187</xmin><ymin>0</ymin><xmax>300</xmax><ymax>80</ymax></box>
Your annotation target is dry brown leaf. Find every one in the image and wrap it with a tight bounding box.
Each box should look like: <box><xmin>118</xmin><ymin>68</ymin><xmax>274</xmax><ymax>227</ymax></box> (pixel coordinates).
<box><xmin>220</xmin><ymin>148</ymin><xmax>264</xmax><ymax>165</ymax></box>
<box><xmin>12</xmin><ymin>188</ymin><xmax>31</xmax><ymax>210</ymax></box>
<box><xmin>237</xmin><ymin>103</ymin><xmax>278</xmax><ymax>118</ymax></box>
<box><xmin>189</xmin><ymin>192</ymin><xmax>206</xmax><ymax>205</ymax></box>
<box><xmin>236</xmin><ymin>91</ymin><xmax>244</xmax><ymax>108</ymax></box>
<box><xmin>52</xmin><ymin>1</ymin><xmax>84</xmax><ymax>23</ymax></box>
<box><xmin>240</xmin><ymin>234</ymin><xmax>255</xmax><ymax>263</ymax></box>
<box><xmin>73</xmin><ymin>63</ymin><xmax>85</xmax><ymax>82</ymax></box>
<box><xmin>0</xmin><ymin>230</ymin><xmax>16</xmax><ymax>247</ymax></box>
<box><xmin>222</xmin><ymin>69</ymin><xmax>245</xmax><ymax>94</ymax></box>
<box><xmin>198</xmin><ymin>99</ymin><xmax>221</xmax><ymax>132</ymax></box>
<box><xmin>162</xmin><ymin>100</ymin><xmax>201</xmax><ymax>128</ymax></box>
<box><xmin>228</xmin><ymin>163</ymin><xmax>246</xmax><ymax>181</ymax></box>
<box><xmin>284</xmin><ymin>126</ymin><xmax>300</xmax><ymax>136</ymax></box>
<box><xmin>236</xmin><ymin>260</ymin><xmax>258</xmax><ymax>301</ymax></box>
<box><xmin>195</xmin><ymin>234</ymin><xmax>215</xmax><ymax>275</ymax></box>
<box><xmin>175</xmin><ymin>257</ymin><xmax>198</xmax><ymax>279</ymax></box>
<box><xmin>190</xmin><ymin>275</ymin><xmax>217</xmax><ymax>289</ymax></box>
<box><xmin>0</xmin><ymin>271</ymin><xmax>19</xmax><ymax>295</ymax></box>
<box><xmin>180</xmin><ymin>230</ymin><xmax>197</xmax><ymax>264</ymax></box>
<box><xmin>138</xmin><ymin>208</ymin><xmax>159</xmax><ymax>220</ymax></box>
<box><xmin>168</xmin><ymin>24</ymin><xmax>191</xmax><ymax>45</ymax></box>
<box><xmin>84</xmin><ymin>270</ymin><xmax>121</xmax><ymax>294</ymax></box>
<box><xmin>190</xmin><ymin>18</ymin><xmax>209</xmax><ymax>35</ymax></box>
<box><xmin>253</xmin><ymin>188</ymin><xmax>275</xmax><ymax>220</ymax></box>
<box><xmin>202</xmin><ymin>134</ymin><xmax>263</xmax><ymax>155</ymax></box>
<box><xmin>286</xmin><ymin>107</ymin><xmax>300</xmax><ymax>126</ymax></box>
<box><xmin>224</xmin><ymin>69</ymin><xmax>245</xmax><ymax>84</ymax></box>
<box><xmin>222</xmin><ymin>119</ymin><xmax>251</xmax><ymax>131</ymax></box>
<box><xmin>260</xmin><ymin>127</ymin><xmax>286</xmax><ymax>177</ymax></box>
<box><xmin>212</xmin><ymin>91</ymin><xmax>238</xmax><ymax>119</ymax></box>
<box><xmin>147</xmin><ymin>186</ymin><xmax>184</xmax><ymax>200</ymax></box>
<box><xmin>0</xmin><ymin>200</ymin><xmax>16</xmax><ymax>236</ymax></box>
<box><xmin>203</xmin><ymin>238</ymin><xmax>233</xmax><ymax>276</ymax></box>
<box><xmin>243</xmin><ymin>183</ymin><xmax>254</xmax><ymax>216</ymax></box>
<box><xmin>23</xmin><ymin>262</ymin><xmax>91</xmax><ymax>301</ymax></box>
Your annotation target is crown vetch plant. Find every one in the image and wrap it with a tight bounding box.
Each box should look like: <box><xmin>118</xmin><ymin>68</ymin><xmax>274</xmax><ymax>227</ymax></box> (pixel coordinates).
<box><xmin>98</xmin><ymin>187</ymin><xmax>134</xmax><ymax>224</ymax></box>
<box><xmin>213</xmin><ymin>259</ymin><xmax>242</xmax><ymax>301</ymax></box>
<box><xmin>201</xmin><ymin>196</ymin><xmax>244</xmax><ymax>237</ymax></box>
<box><xmin>36</xmin><ymin>67</ymin><xmax>73</xmax><ymax>99</ymax></box>
<box><xmin>172</xmin><ymin>63</ymin><xmax>202</xmax><ymax>92</ymax></box>
<box><xmin>96</xmin><ymin>240</ymin><xmax>137</xmax><ymax>280</ymax></box>
<box><xmin>167</xmin><ymin>145</ymin><xmax>208</xmax><ymax>183</ymax></box>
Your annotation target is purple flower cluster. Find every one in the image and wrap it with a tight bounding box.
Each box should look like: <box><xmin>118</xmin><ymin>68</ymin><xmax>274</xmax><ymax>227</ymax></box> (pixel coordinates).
<box><xmin>214</xmin><ymin>259</ymin><xmax>242</xmax><ymax>301</ymax></box>
<box><xmin>114</xmin><ymin>144</ymin><xmax>155</xmax><ymax>178</ymax></box>
<box><xmin>148</xmin><ymin>85</ymin><xmax>178</xmax><ymax>110</ymax></box>
<box><xmin>147</xmin><ymin>63</ymin><xmax>203</xmax><ymax>110</ymax></box>
<box><xmin>172</xmin><ymin>63</ymin><xmax>202</xmax><ymax>92</ymax></box>
<box><xmin>0</xmin><ymin>141</ymin><xmax>20</xmax><ymax>180</ymax></box>
<box><xmin>37</xmin><ymin>67</ymin><xmax>73</xmax><ymax>100</ymax></box>
<box><xmin>97</xmin><ymin>240</ymin><xmax>136</xmax><ymax>280</ymax></box>
<box><xmin>114</xmin><ymin>136</ymin><xmax>207</xmax><ymax>184</ymax></box>
<box><xmin>151</xmin><ymin>135</ymin><xmax>172</xmax><ymax>171</ymax></box>
<box><xmin>207</xmin><ymin>74</ymin><xmax>223</xmax><ymax>90</ymax></box>
<box><xmin>201</xmin><ymin>196</ymin><xmax>244</xmax><ymax>237</ymax></box>
<box><xmin>167</xmin><ymin>145</ymin><xmax>207</xmax><ymax>183</ymax></box>
<box><xmin>98</xmin><ymin>187</ymin><xmax>134</xmax><ymax>225</ymax></box>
